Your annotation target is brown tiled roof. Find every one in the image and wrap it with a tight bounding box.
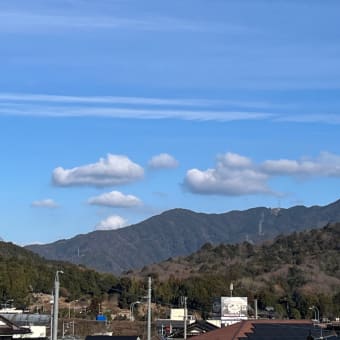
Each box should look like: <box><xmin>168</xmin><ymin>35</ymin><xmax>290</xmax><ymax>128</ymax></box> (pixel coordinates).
<box><xmin>193</xmin><ymin>319</ymin><xmax>314</xmax><ymax>340</ymax></box>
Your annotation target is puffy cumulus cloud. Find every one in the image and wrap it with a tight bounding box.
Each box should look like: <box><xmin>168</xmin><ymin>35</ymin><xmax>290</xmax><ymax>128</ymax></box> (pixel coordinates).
<box><xmin>148</xmin><ymin>153</ymin><xmax>179</xmax><ymax>169</ymax></box>
<box><xmin>262</xmin><ymin>151</ymin><xmax>340</xmax><ymax>177</ymax></box>
<box><xmin>218</xmin><ymin>152</ymin><xmax>252</xmax><ymax>168</ymax></box>
<box><xmin>88</xmin><ymin>190</ymin><xmax>142</xmax><ymax>207</ymax></box>
<box><xmin>31</xmin><ymin>199</ymin><xmax>59</xmax><ymax>208</ymax></box>
<box><xmin>184</xmin><ymin>153</ymin><xmax>270</xmax><ymax>196</ymax></box>
<box><xmin>95</xmin><ymin>215</ymin><xmax>128</xmax><ymax>230</ymax></box>
<box><xmin>184</xmin><ymin>151</ymin><xmax>340</xmax><ymax>196</ymax></box>
<box><xmin>52</xmin><ymin>154</ymin><xmax>144</xmax><ymax>187</ymax></box>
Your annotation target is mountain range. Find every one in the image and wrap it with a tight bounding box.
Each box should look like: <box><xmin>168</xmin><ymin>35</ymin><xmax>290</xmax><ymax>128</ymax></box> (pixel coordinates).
<box><xmin>26</xmin><ymin>199</ymin><xmax>340</xmax><ymax>274</ymax></box>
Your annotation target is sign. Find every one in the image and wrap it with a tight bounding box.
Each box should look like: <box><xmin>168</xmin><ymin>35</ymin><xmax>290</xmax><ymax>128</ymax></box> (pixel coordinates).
<box><xmin>221</xmin><ymin>297</ymin><xmax>248</xmax><ymax>319</ymax></box>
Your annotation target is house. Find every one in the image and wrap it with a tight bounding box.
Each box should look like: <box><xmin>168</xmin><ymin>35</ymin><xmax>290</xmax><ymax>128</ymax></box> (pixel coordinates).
<box><xmin>1</xmin><ymin>313</ymin><xmax>50</xmax><ymax>339</ymax></box>
<box><xmin>86</xmin><ymin>336</ymin><xmax>141</xmax><ymax>340</ymax></box>
<box><xmin>0</xmin><ymin>315</ymin><xmax>31</xmax><ymax>340</ymax></box>
<box><xmin>167</xmin><ymin>320</ymin><xmax>219</xmax><ymax>338</ymax></box>
<box><xmin>156</xmin><ymin>308</ymin><xmax>196</xmax><ymax>337</ymax></box>
<box><xmin>193</xmin><ymin>319</ymin><xmax>340</xmax><ymax>340</ymax></box>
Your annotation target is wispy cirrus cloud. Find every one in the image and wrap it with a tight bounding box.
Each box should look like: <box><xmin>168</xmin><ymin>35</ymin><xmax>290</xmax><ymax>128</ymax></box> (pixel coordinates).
<box><xmin>0</xmin><ymin>93</ymin><xmax>339</xmax><ymax>124</ymax></box>
<box><xmin>0</xmin><ymin>10</ymin><xmax>247</xmax><ymax>34</ymax></box>
<box><xmin>0</xmin><ymin>93</ymin><xmax>282</xmax><ymax>111</ymax></box>
<box><xmin>31</xmin><ymin>198</ymin><xmax>59</xmax><ymax>208</ymax></box>
<box><xmin>88</xmin><ymin>191</ymin><xmax>142</xmax><ymax>208</ymax></box>
<box><xmin>184</xmin><ymin>151</ymin><xmax>340</xmax><ymax>196</ymax></box>
<box><xmin>0</xmin><ymin>92</ymin><xmax>223</xmax><ymax>107</ymax></box>
<box><xmin>52</xmin><ymin>154</ymin><xmax>144</xmax><ymax>187</ymax></box>
<box><xmin>0</xmin><ymin>92</ymin><xmax>275</xmax><ymax>122</ymax></box>
<box><xmin>0</xmin><ymin>102</ymin><xmax>275</xmax><ymax>121</ymax></box>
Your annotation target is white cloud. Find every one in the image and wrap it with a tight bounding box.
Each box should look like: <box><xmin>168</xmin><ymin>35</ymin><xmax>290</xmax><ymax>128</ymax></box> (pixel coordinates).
<box><xmin>262</xmin><ymin>151</ymin><xmax>340</xmax><ymax>177</ymax></box>
<box><xmin>95</xmin><ymin>215</ymin><xmax>127</xmax><ymax>231</ymax></box>
<box><xmin>218</xmin><ymin>152</ymin><xmax>252</xmax><ymax>168</ymax></box>
<box><xmin>0</xmin><ymin>102</ymin><xmax>274</xmax><ymax>122</ymax></box>
<box><xmin>88</xmin><ymin>190</ymin><xmax>142</xmax><ymax>207</ymax></box>
<box><xmin>148</xmin><ymin>153</ymin><xmax>179</xmax><ymax>169</ymax></box>
<box><xmin>185</xmin><ymin>151</ymin><xmax>340</xmax><ymax>196</ymax></box>
<box><xmin>184</xmin><ymin>153</ymin><xmax>270</xmax><ymax>196</ymax></box>
<box><xmin>0</xmin><ymin>93</ymin><xmax>222</xmax><ymax>107</ymax></box>
<box><xmin>0</xmin><ymin>10</ymin><xmax>247</xmax><ymax>34</ymax></box>
<box><xmin>52</xmin><ymin>154</ymin><xmax>144</xmax><ymax>187</ymax></box>
<box><xmin>31</xmin><ymin>198</ymin><xmax>59</xmax><ymax>208</ymax></box>
<box><xmin>1</xmin><ymin>98</ymin><xmax>340</xmax><ymax>125</ymax></box>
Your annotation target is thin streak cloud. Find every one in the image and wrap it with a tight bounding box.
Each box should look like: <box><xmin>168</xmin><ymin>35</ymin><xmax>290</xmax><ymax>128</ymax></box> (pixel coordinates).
<box><xmin>0</xmin><ymin>103</ymin><xmax>275</xmax><ymax>121</ymax></box>
<box><xmin>0</xmin><ymin>93</ymin><xmax>273</xmax><ymax>109</ymax></box>
<box><xmin>0</xmin><ymin>11</ymin><xmax>247</xmax><ymax>34</ymax></box>
<box><xmin>0</xmin><ymin>94</ymin><xmax>339</xmax><ymax>124</ymax></box>
<box><xmin>0</xmin><ymin>93</ymin><xmax>222</xmax><ymax>107</ymax></box>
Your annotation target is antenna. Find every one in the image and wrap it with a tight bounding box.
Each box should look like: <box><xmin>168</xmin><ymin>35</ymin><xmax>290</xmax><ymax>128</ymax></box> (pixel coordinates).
<box><xmin>258</xmin><ymin>211</ymin><xmax>265</xmax><ymax>236</ymax></box>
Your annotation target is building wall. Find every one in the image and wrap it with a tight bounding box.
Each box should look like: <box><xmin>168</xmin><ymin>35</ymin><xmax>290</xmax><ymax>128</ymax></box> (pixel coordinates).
<box><xmin>13</xmin><ymin>326</ymin><xmax>46</xmax><ymax>339</ymax></box>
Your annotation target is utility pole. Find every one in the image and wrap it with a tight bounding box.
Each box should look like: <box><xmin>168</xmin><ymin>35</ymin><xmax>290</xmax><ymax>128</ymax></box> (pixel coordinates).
<box><xmin>184</xmin><ymin>297</ymin><xmax>188</xmax><ymax>340</ymax></box>
<box><xmin>52</xmin><ymin>270</ymin><xmax>63</xmax><ymax>340</ymax></box>
<box><xmin>147</xmin><ymin>276</ymin><xmax>152</xmax><ymax>340</ymax></box>
<box><xmin>254</xmin><ymin>299</ymin><xmax>258</xmax><ymax>320</ymax></box>
<box><xmin>50</xmin><ymin>293</ymin><xmax>53</xmax><ymax>340</ymax></box>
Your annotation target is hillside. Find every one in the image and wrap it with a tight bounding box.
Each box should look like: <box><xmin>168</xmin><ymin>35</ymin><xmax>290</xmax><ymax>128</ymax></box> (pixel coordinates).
<box><xmin>26</xmin><ymin>199</ymin><xmax>340</xmax><ymax>274</ymax></box>
<box><xmin>0</xmin><ymin>241</ymin><xmax>118</xmax><ymax>306</ymax></box>
<box><xmin>132</xmin><ymin>222</ymin><xmax>340</xmax><ymax>284</ymax></box>
<box><xmin>1</xmin><ymin>223</ymin><xmax>340</xmax><ymax>320</ymax></box>
<box><xmin>126</xmin><ymin>223</ymin><xmax>340</xmax><ymax>319</ymax></box>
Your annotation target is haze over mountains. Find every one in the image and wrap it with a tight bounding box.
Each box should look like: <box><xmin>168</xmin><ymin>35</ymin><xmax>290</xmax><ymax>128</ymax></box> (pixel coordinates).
<box><xmin>26</xmin><ymin>199</ymin><xmax>340</xmax><ymax>274</ymax></box>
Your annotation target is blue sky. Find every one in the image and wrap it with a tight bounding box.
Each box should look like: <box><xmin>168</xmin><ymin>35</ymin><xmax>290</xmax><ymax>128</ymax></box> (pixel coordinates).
<box><xmin>1</xmin><ymin>0</ymin><xmax>340</xmax><ymax>245</ymax></box>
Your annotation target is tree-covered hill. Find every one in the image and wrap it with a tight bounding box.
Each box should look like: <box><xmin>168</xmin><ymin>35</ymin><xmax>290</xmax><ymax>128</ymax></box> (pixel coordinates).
<box><xmin>125</xmin><ymin>223</ymin><xmax>340</xmax><ymax>320</ymax></box>
<box><xmin>26</xmin><ymin>199</ymin><xmax>340</xmax><ymax>274</ymax></box>
<box><xmin>0</xmin><ymin>240</ymin><xmax>118</xmax><ymax>306</ymax></box>
<box><xmin>1</xmin><ymin>223</ymin><xmax>340</xmax><ymax>320</ymax></box>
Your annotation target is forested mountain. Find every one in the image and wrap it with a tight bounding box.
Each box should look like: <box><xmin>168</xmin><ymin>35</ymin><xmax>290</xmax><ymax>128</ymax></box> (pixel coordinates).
<box><xmin>26</xmin><ymin>199</ymin><xmax>340</xmax><ymax>274</ymax></box>
<box><xmin>0</xmin><ymin>241</ymin><xmax>118</xmax><ymax>306</ymax></box>
<box><xmin>1</xmin><ymin>223</ymin><xmax>339</xmax><ymax>320</ymax></box>
<box><xmin>125</xmin><ymin>223</ymin><xmax>340</xmax><ymax>320</ymax></box>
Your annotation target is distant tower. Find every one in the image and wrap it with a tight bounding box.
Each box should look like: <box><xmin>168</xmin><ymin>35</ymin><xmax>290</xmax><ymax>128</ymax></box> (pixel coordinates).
<box><xmin>258</xmin><ymin>211</ymin><xmax>265</xmax><ymax>236</ymax></box>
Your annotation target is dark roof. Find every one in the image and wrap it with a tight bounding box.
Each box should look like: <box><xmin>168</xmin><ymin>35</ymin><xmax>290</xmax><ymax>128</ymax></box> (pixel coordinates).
<box><xmin>241</xmin><ymin>323</ymin><xmax>338</xmax><ymax>339</ymax></box>
<box><xmin>194</xmin><ymin>319</ymin><xmax>340</xmax><ymax>340</ymax></box>
<box><xmin>156</xmin><ymin>319</ymin><xmax>188</xmax><ymax>328</ymax></box>
<box><xmin>0</xmin><ymin>313</ymin><xmax>50</xmax><ymax>326</ymax></box>
<box><xmin>0</xmin><ymin>315</ymin><xmax>31</xmax><ymax>336</ymax></box>
<box><xmin>85</xmin><ymin>336</ymin><xmax>140</xmax><ymax>340</ymax></box>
